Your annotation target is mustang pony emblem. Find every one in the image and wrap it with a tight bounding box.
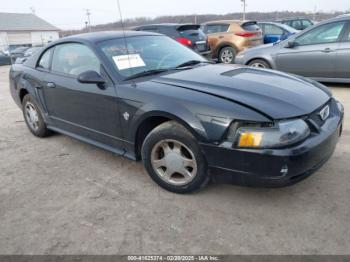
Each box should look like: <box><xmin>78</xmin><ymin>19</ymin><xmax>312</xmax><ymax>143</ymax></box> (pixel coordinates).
<box><xmin>319</xmin><ymin>105</ymin><xmax>330</xmax><ymax>121</ymax></box>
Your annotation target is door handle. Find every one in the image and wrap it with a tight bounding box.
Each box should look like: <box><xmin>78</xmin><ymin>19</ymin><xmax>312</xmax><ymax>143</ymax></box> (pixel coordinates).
<box><xmin>322</xmin><ymin>48</ymin><xmax>333</xmax><ymax>53</ymax></box>
<box><xmin>46</xmin><ymin>82</ymin><xmax>56</xmax><ymax>88</ymax></box>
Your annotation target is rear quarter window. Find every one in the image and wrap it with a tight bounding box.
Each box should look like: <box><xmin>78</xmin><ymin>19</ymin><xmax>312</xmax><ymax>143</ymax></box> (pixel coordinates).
<box><xmin>205</xmin><ymin>24</ymin><xmax>230</xmax><ymax>34</ymax></box>
<box><xmin>37</xmin><ymin>48</ymin><xmax>53</xmax><ymax>70</ymax></box>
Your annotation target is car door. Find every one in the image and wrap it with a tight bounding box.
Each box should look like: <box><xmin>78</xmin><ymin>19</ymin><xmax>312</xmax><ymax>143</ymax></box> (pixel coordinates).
<box><xmin>335</xmin><ymin>21</ymin><xmax>350</xmax><ymax>79</ymax></box>
<box><xmin>42</xmin><ymin>42</ymin><xmax>124</xmax><ymax>150</ymax></box>
<box><xmin>276</xmin><ymin>21</ymin><xmax>346</xmax><ymax>78</ymax></box>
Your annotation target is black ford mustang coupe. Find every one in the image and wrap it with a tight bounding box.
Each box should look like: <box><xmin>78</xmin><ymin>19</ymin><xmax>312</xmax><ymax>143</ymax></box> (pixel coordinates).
<box><xmin>9</xmin><ymin>31</ymin><xmax>344</xmax><ymax>193</ymax></box>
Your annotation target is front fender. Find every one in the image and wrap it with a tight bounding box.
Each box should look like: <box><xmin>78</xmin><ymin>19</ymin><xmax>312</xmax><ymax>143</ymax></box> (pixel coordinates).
<box><xmin>125</xmin><ymin>99</ymin><xmax>214</xmax><ymax>143</ymax></box>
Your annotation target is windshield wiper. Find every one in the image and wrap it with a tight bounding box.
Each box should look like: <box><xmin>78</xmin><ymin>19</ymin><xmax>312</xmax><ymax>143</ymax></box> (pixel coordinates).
<box><xmin>175</xmin><ymin>60</ymin><xmax>213</xmax><ymax>68</ymax></box>
<box><xmin>124</xmin><ymin>69</ymin><xmax>170</xmax><ymax>81</ymax></box>
<box><xmin>124</xmin><ymin>60</ymin><xmax>213</xmax><ymax>81</ymax></box>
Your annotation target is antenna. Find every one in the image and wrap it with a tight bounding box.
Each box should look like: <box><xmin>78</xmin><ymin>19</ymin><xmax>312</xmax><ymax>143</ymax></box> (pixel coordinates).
<box><xmin>116</xmin><ymin>0</ymin><xmax>133</xmax><ymax>76</ymax></box>
<box><xmin>313</xmin><ymin>6</ymin><xmax>318</xmax><ymax>21</ymax></box>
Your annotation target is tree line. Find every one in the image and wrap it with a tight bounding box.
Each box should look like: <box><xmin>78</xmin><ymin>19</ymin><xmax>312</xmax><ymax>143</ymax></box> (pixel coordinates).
<box><xmin>61</xmin><ymin>11</ymin><xmax>346</xmax><ymax>37</ymax></box>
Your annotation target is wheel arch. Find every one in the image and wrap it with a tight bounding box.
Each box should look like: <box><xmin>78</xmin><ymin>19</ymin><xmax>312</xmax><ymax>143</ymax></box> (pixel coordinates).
<box><xmin>130</xmin><ymin>110</ymin><xmax>208</xmax><ymax>160</ymax></box>
<box><xmin>215</xmin><ymin>43</ymin><xmax>238</xmax><ymax>58</ymax></box>
<box><xmin>246</xmin><ymin>57</ymin><xmax>274</xmax><ymax>68</ymax></box>
<box><xmin>19</xmin><ymin>88</ymin><xmax>29</xmax><ymax>103</ymax></box>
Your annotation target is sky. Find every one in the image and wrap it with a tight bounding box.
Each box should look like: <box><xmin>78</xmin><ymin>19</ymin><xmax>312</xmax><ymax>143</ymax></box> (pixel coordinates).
<box><xmin>1</xmin><ymin>0</ymin><xmax>349</xmax><ymax>29</ymax></box>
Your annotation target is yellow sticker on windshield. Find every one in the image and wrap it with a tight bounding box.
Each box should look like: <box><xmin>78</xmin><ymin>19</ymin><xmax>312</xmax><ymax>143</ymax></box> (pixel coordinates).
<box><xmin>113</xmin><ymin>54</ymin><xmax>146</xmax><ymax>70</ymax></box>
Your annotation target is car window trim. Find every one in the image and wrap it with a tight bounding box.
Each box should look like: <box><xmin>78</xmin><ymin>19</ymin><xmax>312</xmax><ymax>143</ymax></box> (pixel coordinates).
<box><xmin>295</xmin><ymin>21</ymin><xmax>347</xmax><ymax>47</ymax></box>
<box><xmin>206</xmin><ymin>23</ymin><xmax>229</xmax><ymax>34</ymax></box>
<box><xmin>36</xmin><ymin>47</ymin><xmax>54</xmax><ymax>72</ymax></box>
<box><xmin>339</xmin><ymin>21</ymin><xmax>350</xmax><ymax>42</ymax></box>
<box><xmin>37</xmin><ymin>42</ymin><xmax>114</xmax><ymax>85</ymax></box>
<box><xmin>50</xmin><ymin>42</ymin><xmax>102</xmax><ymax>78</ymax></box>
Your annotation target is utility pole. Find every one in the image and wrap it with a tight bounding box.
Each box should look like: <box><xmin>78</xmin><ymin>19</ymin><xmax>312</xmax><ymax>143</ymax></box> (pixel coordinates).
<box><xmin>85</xmin><ymin>9</ymin><xmax>92</xmax><ymax>32</ymax></box>
<box><xmin>241</xmin><ymin>0</ymin><xmax>247</xmax><ymax>21</ymax></box>
<box><xmin>313</xmin><ymin>6</ymin><xmax>317</xmax><ymax>21</ymax></box>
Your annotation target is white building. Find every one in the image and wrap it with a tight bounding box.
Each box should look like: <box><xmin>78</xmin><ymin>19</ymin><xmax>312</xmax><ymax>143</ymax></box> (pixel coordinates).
<box><xmin>0</xmin><ymin>12</ymin><xmax>60</xmax><ymax>52</ymax></box>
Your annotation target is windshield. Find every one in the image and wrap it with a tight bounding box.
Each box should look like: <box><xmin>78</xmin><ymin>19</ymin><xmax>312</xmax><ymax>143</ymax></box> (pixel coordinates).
<box><xmin>99</xmin><ymin>35</ymin><xmax>207</xmax><ymax>79</ymax></box>
<box><xmin>278</xmin><ymin>23</ymin><xmax>300</xmax><ymax>33</ymax></box>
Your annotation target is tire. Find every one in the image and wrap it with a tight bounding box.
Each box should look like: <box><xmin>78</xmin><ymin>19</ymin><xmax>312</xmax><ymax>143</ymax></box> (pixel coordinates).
<box><xmin>219</xmin><ymin>46</ymin><xmax>236</xmax><ymax>64</ymax></box>
<box><xmin>248</xmin><ymin>59</ymin><xmax>271</xmax><ymax>69</ymax></box>
<box><xmin>141</xmin><ymin>121</ymin><xmax>209</xmax><ymax>194</ymax></box>
<box><xmin>22</xmin><ymin>94</ymin><xmax>51</xmax><ymax>138</ymax></box>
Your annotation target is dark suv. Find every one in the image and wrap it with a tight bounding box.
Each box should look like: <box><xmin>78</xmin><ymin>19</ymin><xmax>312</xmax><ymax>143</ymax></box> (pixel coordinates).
<box><xmin>275</xmin><ymin>18</ymin><xmax>314</xmax><ymax>31</ymax></box>
<box><xmin>134</xmin><ymin>24</ymin><xmax>211</xmax><ymax>56</ymax></box>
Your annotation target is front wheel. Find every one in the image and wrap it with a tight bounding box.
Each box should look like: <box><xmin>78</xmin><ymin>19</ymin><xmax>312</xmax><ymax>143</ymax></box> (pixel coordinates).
<box><xmin>248</xmin><ymin>59</ymin><xmax>271</xmax><ymax>69</ymax></box>
<box><xmin>141</xmin><ymin>121</ymin><xmax>209</xmax><ymax>194</ymax></box>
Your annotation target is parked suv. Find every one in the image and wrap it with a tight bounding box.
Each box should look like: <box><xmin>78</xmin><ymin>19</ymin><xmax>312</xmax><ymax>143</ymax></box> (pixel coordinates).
<box><xmin>134</xmin><ymin>24</ymin><xmax>211</xmax><ymax>56</ymax></box>
<box><xmin>276</xmin><ymin>18</ymin><xmax>314</xmax><ymax>31</ymax></box>
<box><xmin>201</xmin><ymin>20</ymin><xmax>263</xmax><ymax>64</ymax></box>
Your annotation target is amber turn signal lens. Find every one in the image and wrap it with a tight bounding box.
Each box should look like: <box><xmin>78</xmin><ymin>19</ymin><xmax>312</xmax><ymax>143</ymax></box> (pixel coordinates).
<box><xmin>238</xmin><ymin>132</ymin><xmax>263</xmax><ymax>147</ymax></box>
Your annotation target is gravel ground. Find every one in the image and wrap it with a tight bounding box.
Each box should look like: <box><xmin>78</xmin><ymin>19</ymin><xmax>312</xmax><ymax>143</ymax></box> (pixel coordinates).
<box><xmin>0</xmin><ymin>65</ymin><xmax>349</xmax><ymax>255</ymax></box>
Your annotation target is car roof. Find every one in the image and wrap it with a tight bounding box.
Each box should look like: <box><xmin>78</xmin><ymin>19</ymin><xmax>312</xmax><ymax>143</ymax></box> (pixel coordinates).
<box><xmin>203</xmin><ymin>20</ymin><xmax>255</xmax><ymax>25</ymax></box>
<box><xmin>136</xmin><ymin>23</ymin><xmax>192</xmax><ymax>27</ymax></box>
<box><xmin>259</xmin><ymin>22</ymin><xmax>281</xmax><ymax>25</ymax></box>
<box><xmin>58</xmin><ymin>30</ymin><xmax>161</xmax><ymax>44</ymax></box>
<box><xmin>23</xmin><ymin>31</ymin><xmax>162</xmax><ymax>68</ymax></box>
<box><xmin>314</xmin><ymin>15</ymin><xmax>350</xmax><ymax>25</ymax></box>
<box><xmin>259</xmin><ymin>22</ymin><xmax>299</xmax><ymax>32</ymax></box>
<box><xmin>277</xmin><ymin>17</ymin><xmax>312</xmax><ymax>21</ymax></box>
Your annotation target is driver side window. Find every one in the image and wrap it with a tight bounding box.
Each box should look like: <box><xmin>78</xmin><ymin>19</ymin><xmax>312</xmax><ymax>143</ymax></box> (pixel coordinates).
<box><xmin>296</xmin><ymin>21</ymin><xmax>346</xmax><ymax>46</ymax></box>
<box><xmin>51</xmin><ymin>43</ymin><xmax>100</xmax><ymax>76</ymax></box>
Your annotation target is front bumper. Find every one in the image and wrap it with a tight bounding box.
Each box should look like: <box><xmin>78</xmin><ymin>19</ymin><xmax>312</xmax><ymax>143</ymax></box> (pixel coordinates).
<box><xmin>200</xmin><ymin>102</ymin><xmax>344</xmax><ymax>187</ymax></box>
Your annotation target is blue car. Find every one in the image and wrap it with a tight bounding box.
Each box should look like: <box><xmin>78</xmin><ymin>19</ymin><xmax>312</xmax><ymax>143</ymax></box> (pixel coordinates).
<box><xmin>258</xmin><ymin>22</ymin><xmax>299</xmax><ymax>44</ymax></box>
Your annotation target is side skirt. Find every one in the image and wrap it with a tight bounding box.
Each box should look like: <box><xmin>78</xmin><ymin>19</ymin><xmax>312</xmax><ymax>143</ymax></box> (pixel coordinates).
<box><xmin>47</xmin><ymin>125</ymin><xmax>137</xmax><ymax>161</ymax></box>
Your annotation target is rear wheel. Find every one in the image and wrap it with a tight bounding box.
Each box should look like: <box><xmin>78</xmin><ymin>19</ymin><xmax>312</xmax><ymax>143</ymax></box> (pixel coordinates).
<box><xmin>219</xmin><ymin>46</ymin><xmax>236</xmax><ymax>64</ymax></box>
<box><xmin>141</xmin><ymin>121</ymin><xmax>209</xmax><ymax>194</ymax></box>
<box><xmin>22</xmin><ymin>94</ymin><xmax>51</xmax><ymax>137</ymax></box>
<box><xmin>248</xmin><ymin>59</ymin><xmax>271</xmax><ymax>69</ymax></box>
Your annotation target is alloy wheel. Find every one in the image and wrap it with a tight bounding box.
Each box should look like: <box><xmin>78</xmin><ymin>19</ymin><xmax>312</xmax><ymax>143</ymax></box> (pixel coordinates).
<box><xmin>250</xmin><ymin>62</ymin><xmax>267</xmax><ymax>68</ymax></box>
<box><xmin>151</xmin><ymin>139</ymin><xmax>198</xmax><ymax>186</ymax></box>
<box><xmin>25</xmin><ymin>102</ymin><xmax>40</xmax><ymax>131</ymax></box>
<box><xmin>221</xmin><ymin>50</ymin><xmax>234</xmax><ymax>64</ymax></box>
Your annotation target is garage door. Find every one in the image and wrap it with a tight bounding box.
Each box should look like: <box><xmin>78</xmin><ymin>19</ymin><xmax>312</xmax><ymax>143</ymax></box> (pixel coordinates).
<box><xmin>7</xmin><ymin>32</ymin><xmax>31</xmax><ymax>45</ymax></box>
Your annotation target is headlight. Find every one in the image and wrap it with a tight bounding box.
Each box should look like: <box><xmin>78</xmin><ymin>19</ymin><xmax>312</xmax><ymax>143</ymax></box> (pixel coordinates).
<box><xmin>227</xmin><ymin>119</ymin><xmax>310</xmax><ymax>149</ymax></box>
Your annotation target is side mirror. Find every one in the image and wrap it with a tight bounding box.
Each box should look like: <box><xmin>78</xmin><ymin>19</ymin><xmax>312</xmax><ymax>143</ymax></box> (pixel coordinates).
<box><xmin>286</xmin><ymin>40</ymin><xmax>297</xmax><ymax>48</ymax></box>
<box><xmin>78</xmin><ymin>71</ymin><xmax>106</xmax><ymax>87</ymax></box>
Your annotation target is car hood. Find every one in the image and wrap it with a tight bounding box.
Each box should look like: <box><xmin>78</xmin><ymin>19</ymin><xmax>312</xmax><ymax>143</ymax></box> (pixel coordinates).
<box><xmin>152</xmin><ymin>64</ymin><xmax>330</xmax><ymax>119</ymax></box>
